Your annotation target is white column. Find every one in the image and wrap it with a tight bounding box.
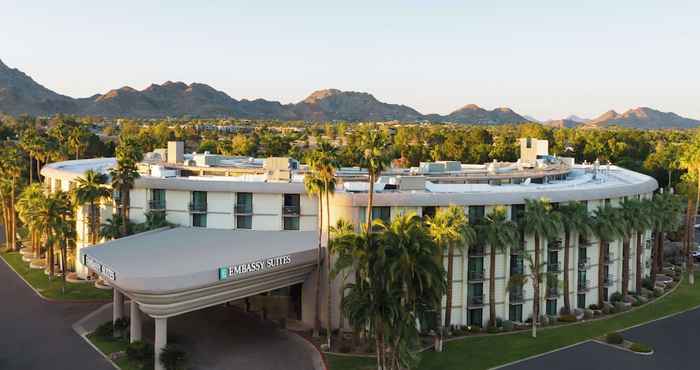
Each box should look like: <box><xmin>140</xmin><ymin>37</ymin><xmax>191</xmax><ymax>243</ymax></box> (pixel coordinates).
<box><xmin>130</xmin><ymin>301</ymin><xmax>142</xmax><ymax>343</ymax></box>
<box><xmin>154</xmin><ymin>318</ymin><xmax>168</xmax><ymax>370</ymax></box>
<box><xmin>113</xmin><ymin>290</ymin><xmax>124</xmax><ymax>323</ymax></box>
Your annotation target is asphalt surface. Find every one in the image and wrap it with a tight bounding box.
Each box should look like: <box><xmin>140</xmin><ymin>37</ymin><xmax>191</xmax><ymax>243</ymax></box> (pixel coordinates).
<box><xmin>0</xmin><ymin>259</ymin><xmax>113</xmax><ymax>370</ymax></box>
<box><xmin>503</xmin><ymin>296</ymin><xmax>700</xmax><ymax>370</ymax></box>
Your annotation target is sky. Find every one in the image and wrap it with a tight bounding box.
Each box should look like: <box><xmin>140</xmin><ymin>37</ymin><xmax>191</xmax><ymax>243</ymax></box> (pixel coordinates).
<box><xmin>2</xmin><ymin>0</ymin><xmax>699</xmax><ymax>120</ymax></box>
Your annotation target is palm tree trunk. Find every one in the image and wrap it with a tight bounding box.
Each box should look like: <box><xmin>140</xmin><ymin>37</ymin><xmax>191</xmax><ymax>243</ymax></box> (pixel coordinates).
<box><xmin>598</xmin><ymin>241</ymin><xmax>605</xmax><ymax>306</ymax></box>
<box><xmin>325</xmin><ymin>186</ymin><xmax>332</xmax><ymax>349</ymax></box>
<box><xmin>488</xmin><ymin>244</ymin><xmax>496</xmax><ymax>327</ymax></box>
<box><xmin>36</xmin><ymin>159</ymin><xmax>42</xmax><ymax>182</ymax></box>
<box><xmin>366</xmin><ymin>173</ymin><xmax>375</xmax><ymax>235</ymax></box>
<box><xmin>533</xmin><ymin>233</ymin><xmax>540</xmax><ymax>323</ymax></box>
<box><xmin>657</xmin><ymin>232</ymin><xmax>664</xmax><ymax>273</ymax></box>
<box><xmin>563</xmin><ymin>230</ymin><xmax>571</xmax><ymax>313</ymax></box>
<box><xmin>28</xmin><ymin>156</ymin><xmax>33</xmax><ymax>184</ymax></box>
<box><xmin>622</xmin><ymin>238</ymin><xmax>630</xmax><ymax>296</ymax></box>
<box><xmin>651</xmin><ymin>229</ymin><xmax>659</xmax><ymax>282</ymax></box>
<box><xmin>444</xmin><ymin>244</ymin><xmax>454</xmax><ymax>328</ymax></box>
<box><xmin>635</xmin><ymin>231</ymin><xmax>643</xmax><ymax>293</ymax></box>
<box><xmin>313</xmin><ymin>195</ymin><xmax>322</xmax><ymax>338</ymax></box>
<box><xmin>10</xmin><ymin>177</ymin><xmax>16</xmax><ymax>251</ymax></box>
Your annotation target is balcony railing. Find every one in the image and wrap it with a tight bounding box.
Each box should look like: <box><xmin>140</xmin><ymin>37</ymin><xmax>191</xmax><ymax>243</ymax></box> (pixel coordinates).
<box><xmin>467</xmin><ymin>295</ymin><xmax>484</xmax><ymax>307</ymax></box>
<box><xmin>547</xmin><ymin>262</ymin><xmax>561</xmax><ymax>272</ymax></box>
<box><xmin>510</xmin><ymin>265</ymin><xmax>524</xmax><ymax>275</ymax></box>
<box><xmin>577</xmin><ymin>280</ymin><xmax>590</xmax><ymax>292</ymax></box>
<box><xmin>604</xmin><ymin>253</ymin><xmax>615</xmax><ymax>264</ymax></box>
<box><xmin>149</xmin><ymin>200</ymin><xmax>166</xmax><ymax>211</ymax></box>
<box><xmin>468</xmin><ymin>270</ymin><xmax>485</xmax><ymax>282</ymax></box>
<box><xmin>603</xmin><ymin>275</ymin><xmax>614</xmax><ymax>286</ymax></box>
<box><xmin>546</xmin><ymin>286</ymin><xmax>559</xmax><ymax>298</ymax></box>
<box><xmin>282</xmin><ymin>205</ymin><xmax>300</xmax><ymax>216</ymax></box>
<box><xmin>234</xmin><ymin>204</ymin><xmax>253</xmax><ymax>215</ymax></box>
<box><xmin>188</xmin><ymin>202</ymin><xmax>207</xmax><ymax>213</ymax></box>
<box><xmin>578</xmin><ymin>257</ymin><xmax>590</xmax><ymax>270</ymax></box>
<box><xmin>509</xmin><ymin>289</ymin><xmax>525</xmax><ymax>303</ymax></box>
<box><xmin>469</xmin><ymin>245</ymin><xmax>485</xmax><ymax>257</ymax></box>
<box><xmin>548</xmin><ymin>239</ymin><xmax>563</xmax><ymax>250</ymax></box>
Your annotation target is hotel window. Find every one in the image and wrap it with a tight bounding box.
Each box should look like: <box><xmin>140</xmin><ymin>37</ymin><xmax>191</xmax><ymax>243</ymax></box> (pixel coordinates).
<box><xmin>283</xmin><ymin>194</ymin><xmax>300</xmax><ymax>231</ymax></box>
<box><xmin>422</xmin><ymin>206</ymin><xmax>436</xmax><ymax>220</ymax></box>
<box><xmin>468</xmin><ymin>309</ymin><xmax>483</xmax><ymax>327</ymax></box>
<box><xmin>192</xmin><ymin>213</ymin><xmax>207</xmax><ymax>228</ymax></box>
<box><xmin>546</xmin><ymin>299</ymin><xmax>557</xmax><ymax>316</ymax></box>
<box><xmin>510</xmin><ymin>254</ymin><xmax>523</xmax><ymax>275</ymax></box>
<box><xmin>509</xmin><ymin>304</ymin><xmax>523</xmax><ymax>322</ymax></box>
<box><xmin>468</xmin><ymin>206</ymin><xmax>484</xmax><ymax>224</ymax></box>
<box><xmin>235</xmin><ymin>192</ymin><xmax>253</xmax><ymax>229</ymax></box>
<box><xmin>189</xmin><ymin>191</ymin><xmax>207</xmax><ymax>213</ymax></box>
<box><xmin>359</xmin><ymin>207</ymin><xmax>391</xmax><ymax>227</ymax></box>
<box><xmin>577</xmin><ymin>294</ymin><xmax>586</xmax><ymax>309</ymax></box>
<box><xmin>150</xmin><ymin>189</ymin><xmax>166</xmax><ymax>210</ymax></box>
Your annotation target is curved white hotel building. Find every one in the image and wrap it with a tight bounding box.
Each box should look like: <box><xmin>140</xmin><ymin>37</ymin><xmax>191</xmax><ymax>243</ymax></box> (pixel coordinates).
<box><xmin>42</xmin><ymin>138</ymin><xmax>657</xmax><ymax>368</ymax></box>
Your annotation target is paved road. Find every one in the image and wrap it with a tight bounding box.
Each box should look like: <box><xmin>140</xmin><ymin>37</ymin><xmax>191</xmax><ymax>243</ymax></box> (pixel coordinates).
<box><xmin>503</xmin><ymin>305</ymin><xmax>700</xmax><ymax>370</ymax></box>
<box><xmin>0</xmin><ymin>259</ymin><xmax>113</xmax><ymax>370</ymax></box>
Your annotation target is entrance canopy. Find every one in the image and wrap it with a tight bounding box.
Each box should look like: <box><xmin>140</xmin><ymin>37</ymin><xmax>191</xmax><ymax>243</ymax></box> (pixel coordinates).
<box><xmin>80</xmin><ymin>228</ymin><xmax>318</xmax><ymax>318</ymax></box>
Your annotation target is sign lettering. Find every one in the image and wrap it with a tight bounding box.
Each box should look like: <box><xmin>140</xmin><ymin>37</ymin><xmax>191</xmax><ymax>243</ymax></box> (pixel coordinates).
<box><xmin>219</xmin><ymin>255</ymin><xmax>292</xmax><ymax>281</ymax></box>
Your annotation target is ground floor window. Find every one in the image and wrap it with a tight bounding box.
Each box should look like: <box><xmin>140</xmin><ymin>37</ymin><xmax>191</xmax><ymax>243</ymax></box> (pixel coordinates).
<box><xmin>577</xmin><ymin>293</ymin><xmax>586</xmax><ymax>309</ymax></box>
<box><xmin>546</xmin><ymin>299</ymin><xmax>557</xmax><ymax>316</ymax></box>
<box><xmin>468</xmin><ymin>308</ymin><xmax>482</xmax><ymax>327</ymax></box>
<box><xmin>603</xmin><ymin>288</ymin><xmax>609</xmax><ymax>302</ymax></box>
<box><xmin>192</xmin><ymin>213</ymin><xmax>207</xmax><ymax>228</ymax></box>
<box><xmin>508</xmin><ymin>304</ymin><xmax>523</xmax><ymax>322</ymax></box>
<box><xmin>283</xmin><ymin>216</ymin><xmax>300</xmax><ymax>230</ymax></box>
<box><xmin>236</xmin><ymin>215</ymin><xmax>252</xmax><ymax>229</ymax></box>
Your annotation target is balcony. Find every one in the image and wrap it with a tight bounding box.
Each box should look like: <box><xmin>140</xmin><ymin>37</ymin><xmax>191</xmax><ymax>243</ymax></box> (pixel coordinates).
<box><xmin>547</xmin><ymin>262</ymin><xmax>561</xmax><ymax>272</ymax></box>
<box><xmin>234</xmin><ymin>204</ymin><xmax>253</xmax><ymax>215</ymax></box>
<box><xmin>188</xmin><ymin>202</ymin><xmax>207</xmax><ymax>213</ymax></box>
<box><xmin>282</xmin><ymin>205</ymin><xmax>300</xmax><ymax>216</ymax></box>
<box><xmin>578</xmin><ymin>257</ymin><xmax>590</xmax><ymax>270</ymax></box>
<box><xmin>467</xmin><ymin>295</ymin><xmax>484</xmax><ymax>308</ymax></box>
<box><xmin>510</xmin><ymin>264</ymin><xmax>524</xmax><ymax>275</ymax></box>
<box><xmin>468</xmin><ymin>270</ymin><xmax>485</xmax><ymax>282</ymax></box>
<box><xmin>603</xmin><ymin>275</ymin><xmax>614</xmax><ymax>286</ymax></box>
<box><xmin>149</xmin><ymin>200</ymin><xmax>166</xmax><ymax>211</ymax></box>
<box><xmin>509</xmin><ymin>289</ymin><xmax>525</xmax><ymax>303</ymax></box>
<box><xmin>604</xmin><ymin>253</ymin><xmax>615</xmax><ymax>264</ymax></box>
<box><xmin>546</xmin><ymin>286</ymin><xmax>559</xmax><ymax>298</ymax></box>
<box><xmin>577</xmin><ymin>280</ymin><xmax>590</xmax><ymax>292</ymax></box>
<box><xmin>469</xmin><ymin>245</ymin><xmax>485</xmax><ymax>257</ymax></box>
<box><xmin>548</xmin><ymin>239</ymin><xmax>563</xmax><ymax>251</ymax></box>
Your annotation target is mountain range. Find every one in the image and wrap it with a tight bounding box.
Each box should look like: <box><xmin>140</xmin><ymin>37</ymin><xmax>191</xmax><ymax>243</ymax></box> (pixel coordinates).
<box><xmin>1</xmin><ymin>59</ymin><xmax>698</xmax><ymax>128</ymax></box>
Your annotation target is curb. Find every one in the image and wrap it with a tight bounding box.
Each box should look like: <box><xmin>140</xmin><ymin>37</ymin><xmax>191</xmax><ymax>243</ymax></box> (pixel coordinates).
<box><xmin>289</xmin><ymin>331</ymin><xmax>329</xmax><ymax>370</ymax></box>
<box><xmin>76</xmin><ymin>332</ymin><xmax>122</xmax><ymax>370</ymax></box>
<box><xmin>590</xmin><ymin>339</ymin><xmax>654</xmax><ymax>356</ymax></box>
<box><xmin>0</xmin><ymin>253</ymin><xmax>111</xmax><ymax>304</ymax></box>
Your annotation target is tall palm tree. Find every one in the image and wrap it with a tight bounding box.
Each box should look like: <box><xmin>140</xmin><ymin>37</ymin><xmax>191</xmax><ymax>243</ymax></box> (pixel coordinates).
<box><xmin>0</xmin><ymin>144</ymin><xmax>23</xmax><ymax>251</ymax></box>
<box><xmin>74</xmin><ymin>169</ymin><xmax>111</xmax><ymax>245</ymax></box>
<box><xmin>110</xmin><ymin>136</ymin><xmax>143</xmax><ymax>236</ymax></box>
<box><xmin>32</xmin><ymin>190</ymin><xmax>73</xmax><ymax>279</ymax></box>
<box><xmin>68</xmin><ymin>125</ymin><xmax>89</xmax><ymax>160</ymax></box>
<box><xmin>619</xmin><ymin>198</ymin><xmax>643</xmax><ymax>296</ymax></box>
<box><xmin>303</xmin><ymin>170</ymin><xmax>324</xmax><ymax>338</ymax></box>
<box><xmin>17</xmin><ymin>184</ymin><xmax>45</xmax><ymax>258</ymax></box>
<box><xmin>557</xmin><ymin>201</ymin><xmax>592</xmax><ymax>312</ymax></box>
<box><xmin>520</xmin><ymin>199</ymin><xmax>561</xmax><ymax>330</ymax></box>
<box><xmin>649</xmin><ymin>192</ymin><xmax>683</xmax><ymax>281</ymax></box>
<box><xmin>427</xmin><ymin>205</ymin><xmax>475</xmax><ymax>329</ymax></box>
<box><xmin>592</xmin><ymin>206</ymin><xmax>624</xmax><ymax>306</ymax></box>
<box><xmin>680</xmin><ymin>132</ymin><xmax>700</xmax><ymax>285</ymax></box>
<box><xmin>359</xmin><ymin>130</ymin><xmax>390</xmax><ymax>235</ymax></box>
<box><xmin>477</xmin><ymin>206</ymin><xmax>518</xmax><ymax>327</ymax></box>
<box><xmin>630</xmin><ymin>199</ymin><xmax>653</xmax><ymax>292</ymax></box>
<box><xmin>19</xmin><ymin>126</ymin><xmax>40</xmax><ymax>184</ymax></box>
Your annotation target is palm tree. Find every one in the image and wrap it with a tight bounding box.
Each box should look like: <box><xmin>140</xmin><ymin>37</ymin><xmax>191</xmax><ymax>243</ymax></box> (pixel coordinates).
<box><xmin>68</xmin><ymin>125</ymin><xmax>89</xmax><ymax>160</ymax></box>
<box><xmin>477</xmin><ymin>206</ymin><xmax>518</xmax><ymax>327</ymax></box>
<box><xmin>649</xmin><ymin>192</ymin><xmax>683</xmax><ymax>281</ymax></box>
<box><xmin>303</xmin><ymin>170</ymin><xmax>324</xmax><ymax>338</ymax></box>
<box><xmin>557</xmin><ymin>202</ymin><xmax>592</xmax><ymax>312</ymax></box>
<box><xmin>19</xmin><ymin>126</ymin><xmax>40</xmax><ymax>184</ymax></box>
<box><xmin>680</xmin><ymin>133</ymin><xmax>700</xmax><ymax>285</ymax></box>
<box><xmin>625</xmin><ymin>199</ymin><xmax>652</xmax><ymax>293</ymax></box>
<box><xmin>0</xmin><ymin>144</ymin><xmax>23</xmax><ymax>251</ymax></box>
<box><xmin>427</xmin><ymin>205</ymin><xmax>475</xmax><ymax>329</ymax></box>
<box><xmin>100</xmin><ymin>216</ymin><xmax>124</xmax><ymax>241</ymax></box>
<box><xmin>110</xmin><ymin>136</ymin><xmax>143</xmax><ymax>236</ymax></box>
<box><xmin>513</xmin><ymin>252</ymin><xmax>550</xmax><ymax>338</ymax></box>
<box><xmin>17</xmin><ymin>184</ymin><xmax>45</xmax><ymax>258</ymax></box>
<box><xmin>592</xmin><ymin>206</ymin><xmax>624</xmax><ymax>306</ymax></box>
<box><xmin>619</xmin><ymin>198</ymin><xmax>642</xmax><ymax>296</ymax></box>
<box><xmin>520</xmin><ymin>199</ymin><xmax>561</xmax><ymax>330</ymax></box>
<box><xmin>32</xmin><ymin>190</ymin><xmax>73</xmax><ymax>279</ymax></box>
<box><xmin>359</xmin><ymin>130</ymin><xmax>390</xmax><ymax>235</ymax></box>
<box><xmin>73</xmin><ymin>169</ymin><xmax>111</xmax><ymax>245</ymax></box>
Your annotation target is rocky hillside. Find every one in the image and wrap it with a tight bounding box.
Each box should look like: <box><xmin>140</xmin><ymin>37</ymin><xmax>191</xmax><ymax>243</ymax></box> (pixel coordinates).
<box><xmin>584</xmin><ymin>108</ymin><xmax>700</xmax><ymax>129</ymax></box>
<box><xmin>442</xmin><ymin>104</ymin><xmax>527</xmax><ymax>124</ymax></box>
<box><xmin>0</xmin><ymin>59</ymin><xmax>79</xmax><ymax>115</ymax></box>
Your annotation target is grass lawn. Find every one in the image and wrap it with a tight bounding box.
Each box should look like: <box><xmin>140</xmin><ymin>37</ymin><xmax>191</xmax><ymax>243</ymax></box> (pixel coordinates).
<box><xmin>87</xmin><ymin>333</ymin><xmax>150</xmax><ymax>370</ymax></box>
<box><xmin>327</xmin><ymin>272</ymin><xmax>700</xmax><ymax>370</ymax></box>
<box><xmin>1</xmin><ymin>251</ymin><xmax>113</xmax><ymax>301</ymax></box>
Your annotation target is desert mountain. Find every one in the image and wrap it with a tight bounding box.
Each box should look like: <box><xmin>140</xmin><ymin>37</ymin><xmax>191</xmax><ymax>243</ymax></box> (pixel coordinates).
<box><xmin>0</xmin><ymin>59</ymin><xmax>79</xmax><ymax>115</ymax></box>
<box><xmin>442</xmin><ymin>104</ymin><xmax>527</xmax><ymax>124</ymax></box>
<box><xmin>585</xmin><ymin>107</ymin><xmax>700</xmax><ymax>129</ymax></box>
<box><xmin>543</xmin><ymin>119</ymin><xmax>583</xmax><ymax>129</ymax></box>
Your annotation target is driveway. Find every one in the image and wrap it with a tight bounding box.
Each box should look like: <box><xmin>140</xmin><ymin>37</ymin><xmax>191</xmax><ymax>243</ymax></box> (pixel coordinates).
<box><xmin>503</xmin><ymin>305</ymin><xmax>700</xmax><ymax>370</ymax></box>
<box><xmin>141</xmin><ymin>305</ymin><xmax>319</xmax><ymax>370</ymax></box>
<box><xmin>0</xmin><ymin>259</ymin><xmax>113</xmax><ymax>370</ymax></box>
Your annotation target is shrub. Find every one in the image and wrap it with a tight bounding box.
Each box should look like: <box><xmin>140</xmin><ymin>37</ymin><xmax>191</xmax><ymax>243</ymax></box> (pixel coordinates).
<box><xmin>126</xmin><ymin>341</ymin><xmax>153</xmax><ymax>361</ymax></box>
<box><xmin>486</xmin><ymin>325</ymin><xmax>500</xmax><ymax>334</ymax></box>
<box><xmin>629</xmin><ymin>342</ymin><xmax>652</xmax><ymax>353</ymax></box>
<box><xmin>114</xmin><ymin>317</ymin><xmax>130</xmax><ymax>332</ymax></box>
<box><xmin>641</xmin><ymin>277</ymin><xmax>654</xmax><ymax>290</ymax></box>
<box><xmin>558</xmin><ymin>314</ymin><xmax>577</xmax><ymax>323</ymax></box>
<box><xmin>160</xmin><ymin>345</ymin><xmax>187</xmax><ymax>370</ymax></box>
<box><xmin>653</xmin><ymin>287</ymin><xmax>664</xmax><ymax>297</ymax></box>
<box><xmin>609</xmin><ymin>292</ymin><xmax>623</xmax><ymax>303</ymax></box>
<box><xmin>559</xmin><ymin>306</ymin><xmax>571</xmax><ymax>315</ymax></box>
<box><xmin>583</xmin><ymin>309</ymin><xmax>594</xmax><ymax>319</ymax></box>
<box><xmin>94</xmin><ymin>321</ymin><xmax>114</xmax><ymax>339</ymax></box>
<box><xmin>605</xmin><ymin>332</ymin><xmax>624</xmax><ymax>345</ymax></box>
<box><xmin>588</xmin><ymin>304</ymin><xmax>599</xmax><ymax>310</ymax></box>
<box><xmin>495</xmin><ymin>317</ymin><xmax>503</xmax><ymax>328</ymax></box>
<box><xmin>502</xmin><ymin>320</ymin><xmax>514</xmax><ymax>332</ymax></box>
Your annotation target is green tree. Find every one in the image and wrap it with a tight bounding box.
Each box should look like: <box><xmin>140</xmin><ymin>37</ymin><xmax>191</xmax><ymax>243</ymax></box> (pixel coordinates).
<box><xmin>68</xmin><ymin>125</ymin><xmax>90</xmax><ymax>160</ymax></box>
<box><xmin>110</xmin><ymin>136</ymin><xmax>143</xmax><ymax>237</ymax></box>
<box><xmin>556</xmin><ymin>201</ymin><xmax>592</xmax><ymax>312</ymax></box>
<box><xmin>0</xmin><ymin>144</ymin><xmax>23</xmax><ymax>251</ymax></box>
<box><xmin>592</xmin><ymin>206</ymin><xmax>624</xmax><ymax>306</ymax></box>
<box><xmin>304</xmin><ymin>170</ymin><xmax>324</xmax><ymax>338</ymax></box>
<box><xmin>17</xmin><ymin>184</ymin><xmax>45</xmax><ymax>258</ymax></box>
<box><xmin>73</xmin><ymin>169</ymin><xmax>111</xmax><ymax>245</ymax></box>
<box><xmin>359</xmin><ymin>129</ymin><xmax>390</xmax><ymax>235</ymax></box>
<box><xmin>477</xmin><ymin>206</ymin><xmax>518</xmax><ymax>327</ymax></box>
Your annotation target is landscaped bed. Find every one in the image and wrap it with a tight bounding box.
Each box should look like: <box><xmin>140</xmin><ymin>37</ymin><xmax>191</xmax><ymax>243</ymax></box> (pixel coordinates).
<box><xmin>1</xmin><ymin>251</ymin><xmax>112</xmax><ymax>301</ymax></box>
<box><xmin>327</xmin><ymin>271</ymin><xmax>700</xmax><ymax>370</ymax></box>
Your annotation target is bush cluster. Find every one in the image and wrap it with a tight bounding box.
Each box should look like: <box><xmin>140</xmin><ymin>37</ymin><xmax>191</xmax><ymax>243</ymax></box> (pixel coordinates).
<box><xmin>609</xmin><ymin>292</ymin><xmax>623</xmax><ymax>303</ymax></box>
<box><xmin>160</xmin><ymin>344</ymin><xmax>187</xmax><ymax>370</ymax></box>
<box><xmin>629</xmin><ymin>342</ymin><xmax>652</xmax><ymax>353</ymax></box>
<box><xmin>605</xmin><ymin>332</ymin><xmax>624</xmax><ymax>345</ymax></box>
<box><xmin>558</xmin><ymin>314</ymin><xmax>577</xmax><ymax>323</ymax></box>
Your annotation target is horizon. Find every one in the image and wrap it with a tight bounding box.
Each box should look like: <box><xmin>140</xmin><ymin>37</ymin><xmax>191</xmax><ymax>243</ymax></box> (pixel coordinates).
<box><xmin>3</xmin><ymin>0</ymin><xmax>700</xmax><ymax>120</ymax></box>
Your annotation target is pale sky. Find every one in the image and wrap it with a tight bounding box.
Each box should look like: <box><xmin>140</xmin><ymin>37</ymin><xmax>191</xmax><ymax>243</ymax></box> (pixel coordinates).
<box><xmin>2</xmin><ymin>0</ymin><xmax>699</xmax><ymax>120</ymax></box>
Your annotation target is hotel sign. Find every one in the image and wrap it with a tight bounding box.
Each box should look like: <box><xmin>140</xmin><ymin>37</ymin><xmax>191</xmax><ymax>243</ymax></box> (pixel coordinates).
<box><xmin>219</xmin><ymin>255</ymin><xmax>292</xmax><ymax>281</ymax></box>
<box><xmin>84</xmin><ymin>255</ymin><xmax>116</xmax><ymax>281</ymax></box>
